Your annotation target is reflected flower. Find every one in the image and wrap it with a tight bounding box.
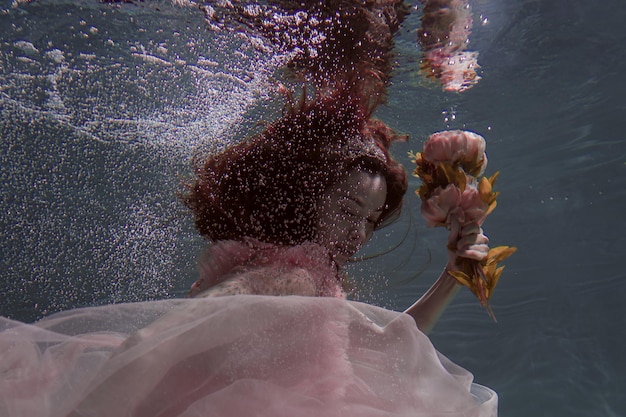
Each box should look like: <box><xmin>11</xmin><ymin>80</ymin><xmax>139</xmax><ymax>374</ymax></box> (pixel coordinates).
<box><xmin>418</xmin><ymin>0</ymin><xmax>481</xmax><ymax>92</ymax></box>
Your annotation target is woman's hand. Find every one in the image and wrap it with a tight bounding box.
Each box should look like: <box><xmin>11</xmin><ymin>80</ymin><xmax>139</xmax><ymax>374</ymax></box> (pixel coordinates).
<box><xmin>405</xmin><ymin>221</ymin><xmax>490</xmax><ymax>333</ymax></box>
<box><xmin>447</xmin><ymin>221</ymin><xmax>489</xmax><ymax>271</ymax></box>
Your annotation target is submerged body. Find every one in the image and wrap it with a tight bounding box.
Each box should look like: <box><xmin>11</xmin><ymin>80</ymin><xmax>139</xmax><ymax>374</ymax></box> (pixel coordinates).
<box><xmin>0</xmin><ymin>296</ymin><xmax>497</xmax><ymax>417</ymax></box>
<box><xmin>0</xmin><ymin>1</ymin><xmax>501</xmax><ymax>415</ymax></box>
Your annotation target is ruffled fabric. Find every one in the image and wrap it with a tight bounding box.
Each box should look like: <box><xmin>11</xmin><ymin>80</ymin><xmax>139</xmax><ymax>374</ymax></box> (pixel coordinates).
<box><xmin>189</xmin><ymin>239</ymin><xmax>344</xmax><ymax>298</ymax></box>
<box><xmin>0</xmin><ymin>296</ymin><xmax>497</xmax><ymax>417</ymax></box>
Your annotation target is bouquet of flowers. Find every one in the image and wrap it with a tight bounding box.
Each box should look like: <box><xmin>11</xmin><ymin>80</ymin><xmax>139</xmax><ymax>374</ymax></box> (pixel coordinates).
<box><xmin>411</xmin><ymin>130</ymin><xmax>516</xmax><ymax>320</ymax></box>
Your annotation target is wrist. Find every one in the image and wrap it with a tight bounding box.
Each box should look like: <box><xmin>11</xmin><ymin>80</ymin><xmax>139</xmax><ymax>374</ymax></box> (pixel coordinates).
<box><xmin>445</xmin><ymin>253</ymin><xmax>460</xmax><ymax>272</ymax></box>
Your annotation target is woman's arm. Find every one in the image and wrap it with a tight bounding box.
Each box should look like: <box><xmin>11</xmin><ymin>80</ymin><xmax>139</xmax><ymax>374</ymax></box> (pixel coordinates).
<box><xmin>404</xmin><ymin>221</ymin><xmax>489</xmax><ymax>333</ymax></box>
<box><xmin>403</xmin><ymin>269</ymin><xmax>461</xmax><ymax>334</ymax></box>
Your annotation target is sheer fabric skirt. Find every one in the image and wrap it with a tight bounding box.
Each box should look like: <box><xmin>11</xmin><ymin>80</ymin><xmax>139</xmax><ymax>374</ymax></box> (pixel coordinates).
<box><xmin>0</xmin><ymin>296</ymin><xmax>497</xmax><ymax>417</ymax></box>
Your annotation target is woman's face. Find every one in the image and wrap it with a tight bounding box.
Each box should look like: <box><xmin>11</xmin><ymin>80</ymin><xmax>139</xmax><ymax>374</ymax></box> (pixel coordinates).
<box><xmin>315</xmin><ymin>170</ymin><xmax>387</xmax><ymax>265</ymax></box>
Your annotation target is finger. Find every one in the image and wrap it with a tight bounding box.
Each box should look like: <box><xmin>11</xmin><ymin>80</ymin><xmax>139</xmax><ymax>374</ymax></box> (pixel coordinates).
<box><xmin>460</xmin><ymin>222</ymin><xmax>488</xmax><ymax>237</ymax></box>
<box><xmin>457</xmin><ymin>232</ymin><xmax>489</xmax><ymax>248</ymax></box>
<box><xmin>460</xmin><ymin>223</ymin><xmax>481</xmax><ymax>237</ymax></box>
<box><xmin>457</xmin><ymin>244</ymin><xmax>490</xmax><ymax>261</ymax></box>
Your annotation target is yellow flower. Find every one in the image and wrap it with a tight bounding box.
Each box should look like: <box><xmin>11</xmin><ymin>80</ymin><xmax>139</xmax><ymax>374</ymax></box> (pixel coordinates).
<box><xmin>448</xmin><ymin>246</ymin><xmax>517</xmax><ymax>321</ymax></box>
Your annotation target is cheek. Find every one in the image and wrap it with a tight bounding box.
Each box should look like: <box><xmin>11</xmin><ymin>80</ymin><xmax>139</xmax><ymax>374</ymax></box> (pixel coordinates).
<box><xmin>317</xmin><ymin>217</ymin><xmax>350</xmax><ymax>244</ymax></box>
<box><xmin>315</xmin><ymin>217</ymin><xmax>337</xmax><ymax>242</ymax></box>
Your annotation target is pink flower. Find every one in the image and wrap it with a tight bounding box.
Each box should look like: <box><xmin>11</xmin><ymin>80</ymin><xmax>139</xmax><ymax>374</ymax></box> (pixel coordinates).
<box><xmin>460</xmin><ymin>185</ymin><xmax>490</xmax><ymax>225</ymax></box>
<box><xmin>423</xmin><ymin>130</ymin><xmax>487</xmax><ymax>176</ymax></box>
<box><xmin>438</xmin><ymin>51</ymin><xmax>481</xmax><ymax>93</ymax></box>
<box><xmin>418</xmin><ymin>0</ymin><xmax>481</xmax><ymax>92</ymax></box>
<box><xmin>421</xmin><ymin>184</ymin><xmax>462</xmax><ymax>226</ymax></box>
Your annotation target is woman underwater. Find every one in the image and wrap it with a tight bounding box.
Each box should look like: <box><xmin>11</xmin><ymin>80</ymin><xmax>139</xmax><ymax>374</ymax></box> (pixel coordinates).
<box><xmin>182</xmin><ymin>88</ymin><xmax>489</xmax><ymax>332</ymax></box>
<box><xmin>0</xmin><ymin>89</ymin><xmax>497</xmax><ymax>417</ymax></box>
<box><xmin>0</xmin><ymin>0</ymin><xmax>499</xmax><ymax>416</ymax></box>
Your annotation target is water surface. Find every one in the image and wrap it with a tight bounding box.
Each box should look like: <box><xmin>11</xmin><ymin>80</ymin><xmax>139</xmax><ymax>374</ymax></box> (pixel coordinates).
<box><xmin>1</xmin><ymin>1</ymin><xmax>625</xmax><ymax>416</ymax></box>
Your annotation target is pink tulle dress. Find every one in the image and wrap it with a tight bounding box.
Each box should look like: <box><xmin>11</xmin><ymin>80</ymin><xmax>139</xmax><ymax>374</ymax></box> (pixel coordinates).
<box><xmin>0</xmin><ymin>241</ymin><xmax>497</xmax><ymax>417</ymax></box>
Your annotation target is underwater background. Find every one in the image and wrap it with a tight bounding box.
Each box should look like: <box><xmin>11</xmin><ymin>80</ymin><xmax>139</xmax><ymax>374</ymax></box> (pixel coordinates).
<box><xmin>1</xmin><ymin>0</ymin><xmax>625</xmax><ymax>416</ymax></box>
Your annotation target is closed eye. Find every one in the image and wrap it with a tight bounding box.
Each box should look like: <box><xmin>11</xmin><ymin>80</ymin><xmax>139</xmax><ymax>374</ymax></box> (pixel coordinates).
<box><xmin>342</xmin><ymin>208</ymin><xmax>361</xmax><ymax>220</ymax></box>
<box><xmin>340</xmin><ymin>197</ymin><xmax>383</xmax><ymax>225</ymax></box>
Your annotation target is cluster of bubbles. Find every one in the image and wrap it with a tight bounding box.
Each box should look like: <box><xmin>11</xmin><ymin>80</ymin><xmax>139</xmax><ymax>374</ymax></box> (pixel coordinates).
<box><xmin>0</xmin><ymin>0</ymin><xmax>285</xmax><ymax>320</ymax></box>
<box><xmin>0</xmin><ymin>0</ymin><xmax>447</xmax><ymax>319</ymax></box>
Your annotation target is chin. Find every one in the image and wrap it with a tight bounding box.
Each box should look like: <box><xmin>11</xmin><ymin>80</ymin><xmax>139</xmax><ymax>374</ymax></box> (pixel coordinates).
<box><xmin>333</xmin><ymin>253</ymin><xmax>350</xmax><ymax>266</ymax></box>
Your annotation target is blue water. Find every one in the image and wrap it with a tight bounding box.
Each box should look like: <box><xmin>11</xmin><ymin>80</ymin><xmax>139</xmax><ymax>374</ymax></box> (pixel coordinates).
<box><xmin>1</xmin><ymin>1</ymin><xmax>625</xmax><ymax>416</ymax></box>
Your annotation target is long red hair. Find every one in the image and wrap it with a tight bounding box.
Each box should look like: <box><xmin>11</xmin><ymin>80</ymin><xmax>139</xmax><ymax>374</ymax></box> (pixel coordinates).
<box><xmin>183</xmin><ymin>90</ymin><xmax>407</xmax><ymax>246</ymax></box>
